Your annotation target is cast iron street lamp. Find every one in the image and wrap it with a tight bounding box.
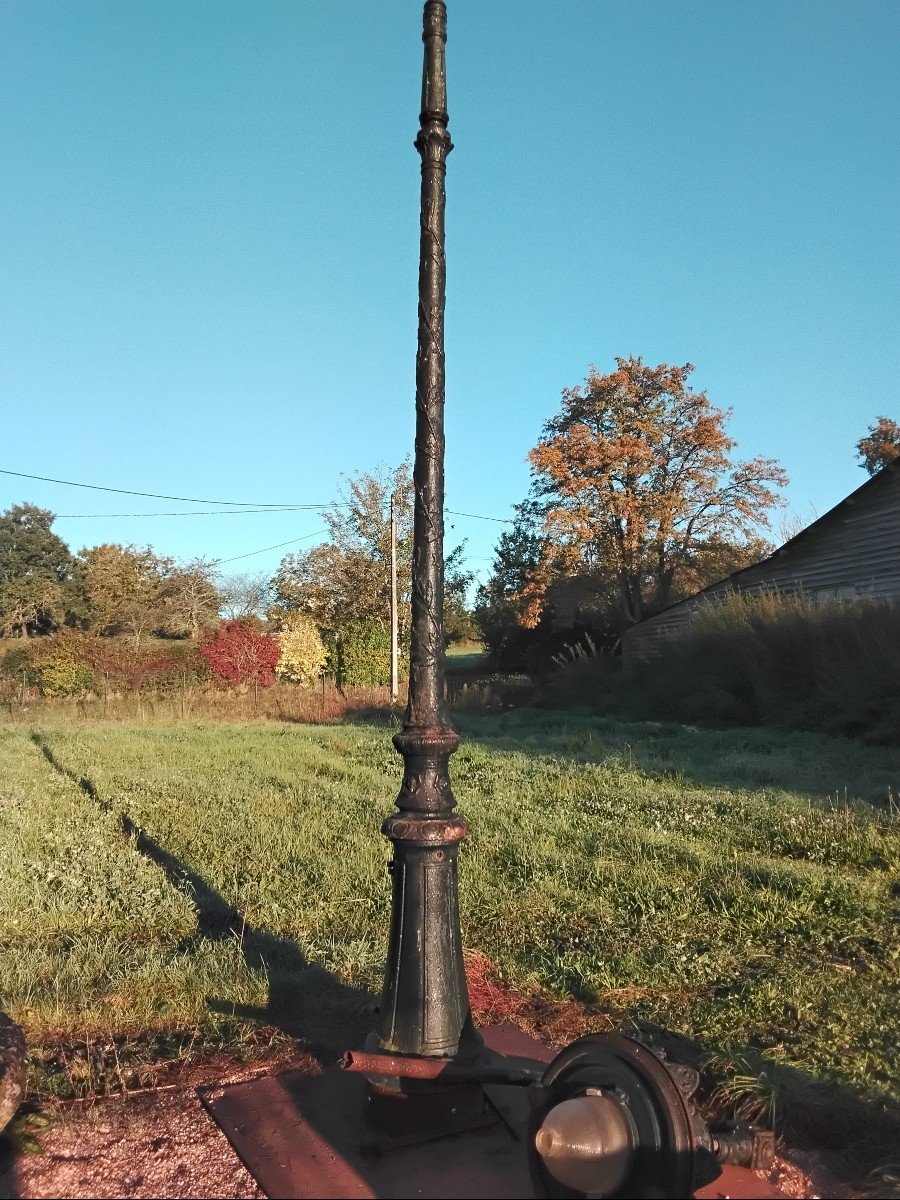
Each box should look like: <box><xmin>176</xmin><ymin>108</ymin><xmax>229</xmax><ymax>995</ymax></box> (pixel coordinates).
<box><xmin>372</xmin><ymin>0</ymin><xmax>481</xmax><ymax>1066</ymax></box>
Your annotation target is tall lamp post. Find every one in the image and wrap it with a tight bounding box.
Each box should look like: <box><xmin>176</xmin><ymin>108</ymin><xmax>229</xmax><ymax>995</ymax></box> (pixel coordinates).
<box><xmin>372</xmin><ymin>0</ymin><xmax>481</xmax><ymax>1067</ymax></box>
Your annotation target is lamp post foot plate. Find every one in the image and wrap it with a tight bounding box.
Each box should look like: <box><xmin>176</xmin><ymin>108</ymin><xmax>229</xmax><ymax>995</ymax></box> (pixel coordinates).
<box><xmin>200</xmin><ymin>1025</ymin><xmax>787</xmax><ymax>1200</ymax></box>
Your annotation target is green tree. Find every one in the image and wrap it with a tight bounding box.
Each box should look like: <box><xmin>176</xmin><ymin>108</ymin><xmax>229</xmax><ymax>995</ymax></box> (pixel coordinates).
<box><xmin>443</xmin><ymin>541</ymin><xmax>478</xmax><ymax>644</ymax></box>
<box><xmin>334</xmin><ymin>621</ymin><xmax>392</xmax><ymax>686</ymax></box>
<box><xmin>274</xmin><ymin>464</ymin><xmax>476</xmax><ymax>654</ymax></box>
<box><xmin>474</xmin><ymin>507</ymin><xmax>543</xmax><ymax>660</ymax></box>
<box><xmin>476</xmin><ymin>508</ymin><xmax>542</xmax><ymax>615</ymax></box>
<box><xmin>160</xmin><ymin>558</ymin><xmax>221</xmax><ymax>639</ymax></box>
<box><xmin>273</xmin><ymin>465</ymin><xmax>413</xmax><ymax>639</ymax></box>
<box><xmin>80</xmin><ymin>544</ymin><xmax>172</xmax><ymax>643</ymax></box>
<box><xmin>0</xmin><ymin>504</ymin><xmax>77</xmax><ymax>637</ymax></box>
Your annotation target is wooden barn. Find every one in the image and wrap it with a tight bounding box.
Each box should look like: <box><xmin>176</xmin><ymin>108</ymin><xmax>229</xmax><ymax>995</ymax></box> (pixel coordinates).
<box><xmin>622</xmin><ymin>461</ymin><xmax>900</xmax><ymax>661</ymax></box>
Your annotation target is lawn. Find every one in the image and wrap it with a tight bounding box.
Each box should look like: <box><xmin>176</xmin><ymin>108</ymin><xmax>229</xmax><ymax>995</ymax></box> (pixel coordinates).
<box><xmin>1</xmin><ymin>711</ymin><xmax>898</xmax><ymax>1164</ymax></box>
<box><xmin>444</xmin><ymin>642</ymin><xmax>489</xmax><ymax>672</ymax></box>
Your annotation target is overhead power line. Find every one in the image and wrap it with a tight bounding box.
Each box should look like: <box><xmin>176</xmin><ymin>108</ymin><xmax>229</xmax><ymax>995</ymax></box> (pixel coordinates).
<box><xmin>446</xmin><ymin>508</ymin><xmax>512</xmax><ymax>524</ymax></box>
<box><xmin>1</xmin><ymin>468</ymin><xmax>514</xmax><ymax>523</ymax></box>
<box><xmin>0</xmin><ymin>467</ymin><xmax>325</xmax><ymax>509</ymax></box>
<box><xmin>54</xmin><ymin>509</ymin><xmax>316</xmax><ymax>518</ymax></box>
<box><xmin>213</xmin><ymin>530</ymin><xmax>328</xmax><ymax>566</ymax></box>
<box><xmin>54</xmin><ymin>507</ymin><xmax>513</xmax><ymax>522</ymax></box>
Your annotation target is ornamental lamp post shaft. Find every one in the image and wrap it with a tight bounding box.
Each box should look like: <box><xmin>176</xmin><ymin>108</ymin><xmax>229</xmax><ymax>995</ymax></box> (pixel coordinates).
<box><xmin>372</xmin><ymin>0</ymin><xmax>481</xmax><ymax>1068</ymax></box>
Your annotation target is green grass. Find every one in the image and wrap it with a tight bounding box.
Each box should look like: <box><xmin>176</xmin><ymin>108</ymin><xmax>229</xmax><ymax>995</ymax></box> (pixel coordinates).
<box><xmin>1</xmin><ymin>711</ymin><xmax>898</xmax><ymax>1163</ymax></box>
<box><xmin>445</xmin><ymin>642</ymin><xmax>488</xmax><ymax>672</ymax></box>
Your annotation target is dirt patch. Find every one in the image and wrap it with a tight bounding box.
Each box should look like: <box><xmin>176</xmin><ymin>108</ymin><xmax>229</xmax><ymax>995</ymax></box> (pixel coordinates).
<box><xmin>0</xmin><ymin>1053</ymin><xmax>318</xmax><ymax>1200</ymax></box>
<box><xmin>2</xmin><ymin>1088</ymin><xmax>261</xmax><ymax>1200</ymax></box>
<box><xmin>464</xmin><ymin>948</ymin><xmax>619</xmax><ymax>1044</ymax></box>
<box><xmin>765</xmin><ymin>1149</ymin><xmax>861</xmax><ymax>1199</ymax></box>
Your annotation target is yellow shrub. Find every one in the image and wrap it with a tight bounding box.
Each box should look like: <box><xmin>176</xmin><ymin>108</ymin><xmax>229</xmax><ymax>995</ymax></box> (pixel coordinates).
<box><xmin>276</xmin><ymin>614</ymin><xmax>328</xmax><ymax>686</ymax></box>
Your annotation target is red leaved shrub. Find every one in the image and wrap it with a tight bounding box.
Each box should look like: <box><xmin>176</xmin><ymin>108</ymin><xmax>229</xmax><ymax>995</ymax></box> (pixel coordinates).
<box><xmin>200</xmin><ymin>619</ymin><xmax>280</xmax><ymax>687</ymax></box>
<box><xmin>88</xmin><ymin>639</ymin><xmax>183</xmax><ymax>692</ymax></box>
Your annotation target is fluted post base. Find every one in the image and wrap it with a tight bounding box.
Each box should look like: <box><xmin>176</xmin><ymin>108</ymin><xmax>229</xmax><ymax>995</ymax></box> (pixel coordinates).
<box><xmin>373</xmin><ymin>728</ymin><xmax>482</xmax><ymax>1062</ymax></box>
<box><xmin>367</xmin><ymin>727</ymin><xmax>483</xmax><ymax>1133</ymax></box>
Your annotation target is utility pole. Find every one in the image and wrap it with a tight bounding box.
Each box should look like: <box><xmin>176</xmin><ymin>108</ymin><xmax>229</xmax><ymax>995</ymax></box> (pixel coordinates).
<box><xmin>390</xmin><ymin>490</ymin><xmax>399</xmax><ymax>703</ymax></box>
<box><xmin>372</xmin><ymin>0</ymin><xmax>481</xmax><ymax>1070</ymax></box>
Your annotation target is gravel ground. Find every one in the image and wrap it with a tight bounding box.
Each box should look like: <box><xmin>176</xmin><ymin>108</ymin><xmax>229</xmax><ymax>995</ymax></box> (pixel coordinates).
<box><xmin>0</xmin><ymin>1056</ymin><xmax>306</xmax><ymax>1200</ymax></box>
<box><xmin>766</xmin><ymin>1150</ymin><xmax>859</xmax><ymax>1199</ymax></box>
<box><xmin>2</xmin><ymin>1087</ymin><xmax>263</xmax><ymax>1200</ymax></box>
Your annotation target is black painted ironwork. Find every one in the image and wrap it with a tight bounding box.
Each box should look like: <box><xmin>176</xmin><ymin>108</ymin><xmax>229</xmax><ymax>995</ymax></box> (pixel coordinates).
<box><xmin>373</xmin><ymin>0</ymin><xmax>481</xmax><ymax>1064</ymax></box>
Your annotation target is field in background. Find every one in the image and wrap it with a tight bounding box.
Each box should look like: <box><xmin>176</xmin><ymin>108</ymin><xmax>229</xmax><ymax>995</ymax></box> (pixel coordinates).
<box><xmin>0</xmin><ymin>679</ymin><xmax>399</xmax><ymax>727</ymax></box>
<box><xmin>444</xmin><ymin>641</ymin><xmax>489</xmax><ymax>672</ymax></box>
<box><xmin>1</xmin><ymin>649</ymin><xmax>521</xmax><ymax>726</ymax></box>
<box><xmin>1</xmin><ymin>641</ymin><xmax>490</xmax><ymax>724</ymax></box>
<box><xmin>1</xmin><ymin>711</ymin><xmax>898</xmax><ymax>1166</ymax></box>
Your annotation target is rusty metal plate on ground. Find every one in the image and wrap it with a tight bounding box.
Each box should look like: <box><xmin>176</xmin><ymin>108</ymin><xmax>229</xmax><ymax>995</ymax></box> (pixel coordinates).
<box><xmin>202</xmin><ymin>1024</ymin><xmax>785</xmax><ymax>1200</ymax></box>
<box><xmin>694</xmin><ymin>1165</ymin><xmax>788</xmax><ymax>1200</ymax></box>
<box><xmin>200</xmin><ymin>1026</ymin><xmax>543</xmax><ymax>1199</ymax></box>
<box><xmin>202</xmin><ymin>1071</ymin><xmax>530</xmax><ymax>1198</ymax></box>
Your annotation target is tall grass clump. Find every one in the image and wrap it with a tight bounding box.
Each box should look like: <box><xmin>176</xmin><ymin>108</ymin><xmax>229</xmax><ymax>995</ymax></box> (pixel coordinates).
<box><xmin>636</xmin><ymin>593</ymin><xmax>900</xmax><ymax>742</ymax></box>
<box><xmin>540</xmin><ymin>635</ymin><xmax>626</xmax><ymax>710</ymax></box>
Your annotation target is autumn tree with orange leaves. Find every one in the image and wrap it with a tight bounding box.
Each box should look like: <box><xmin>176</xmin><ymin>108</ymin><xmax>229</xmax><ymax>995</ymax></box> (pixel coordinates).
<box><xmin>856</xmin><ymin>416</ymin><xmax>900</xmax><ymax>475</ymax></box>
<box><xmin>526</xmin><ymin>357</ymin><xmax>788</xmax><ymax>625</ymax></box>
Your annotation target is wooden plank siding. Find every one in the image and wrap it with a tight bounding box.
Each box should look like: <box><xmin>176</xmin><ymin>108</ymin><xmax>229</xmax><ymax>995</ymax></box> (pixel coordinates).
<box><xmin>622</xmin><ymin>462</ymin><xmax>900</xmax><ymax>661</ymax></box>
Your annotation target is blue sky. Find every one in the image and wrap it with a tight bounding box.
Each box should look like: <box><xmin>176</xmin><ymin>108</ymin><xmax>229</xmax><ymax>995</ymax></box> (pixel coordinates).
<box><xmin>1</xmin><ymin>0</ymin><xmax>897</xmax><ymax>585</ymax></box>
